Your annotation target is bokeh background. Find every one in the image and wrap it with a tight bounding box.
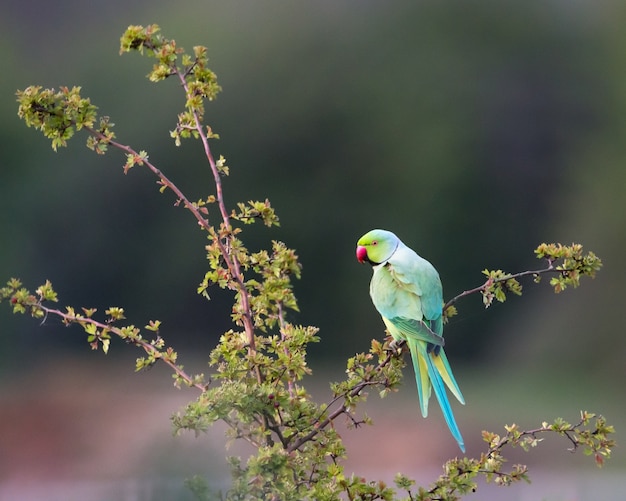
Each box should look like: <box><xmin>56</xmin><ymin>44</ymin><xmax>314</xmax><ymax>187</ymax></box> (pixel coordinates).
<box><xmin>1</xmin><ymin>1</ymin><xmax>625</xmax><ymax>499</ymax></box>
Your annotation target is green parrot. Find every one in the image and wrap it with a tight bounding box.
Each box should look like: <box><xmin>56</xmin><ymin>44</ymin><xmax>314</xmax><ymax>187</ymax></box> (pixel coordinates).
<box><xmin>356</xmin><ymin>229</ymin><xmax>465</xmax><ymax>452</ymax></box>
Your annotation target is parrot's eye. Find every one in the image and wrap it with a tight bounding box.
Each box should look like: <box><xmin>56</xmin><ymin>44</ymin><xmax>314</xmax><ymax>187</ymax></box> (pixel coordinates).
<box><xmin>372</xmin><ymin>241</ymin><xmax>378</xmax><ymax>245</ymax></box>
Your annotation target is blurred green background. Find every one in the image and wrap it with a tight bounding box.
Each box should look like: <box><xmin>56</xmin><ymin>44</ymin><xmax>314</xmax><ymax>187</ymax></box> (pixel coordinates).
<box><xmin>1</xmin><ymin>1</ymin><xmax>625</xmax><ymax>499</ymax></box>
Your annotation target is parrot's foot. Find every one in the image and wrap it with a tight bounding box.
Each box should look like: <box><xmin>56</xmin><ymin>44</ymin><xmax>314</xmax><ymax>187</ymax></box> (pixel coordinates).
<box><xmin>387</xmin><ymin>338</ymin><xmax>406</xmax><ymax>355</ymax></box>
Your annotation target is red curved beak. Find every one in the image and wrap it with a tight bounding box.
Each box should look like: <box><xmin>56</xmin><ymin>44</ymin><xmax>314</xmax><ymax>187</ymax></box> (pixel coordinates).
<box><xmin>356</xmin><ymin>245</ymin><xmax>368</xmax><ymax>264</ymax></box>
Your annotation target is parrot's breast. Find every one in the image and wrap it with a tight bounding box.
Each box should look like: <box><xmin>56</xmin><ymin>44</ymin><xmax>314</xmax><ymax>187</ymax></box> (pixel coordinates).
<box><xmin>370</xmin><ymin>263</ymin><xmax>423</xmax><ymax>322</ymax></box>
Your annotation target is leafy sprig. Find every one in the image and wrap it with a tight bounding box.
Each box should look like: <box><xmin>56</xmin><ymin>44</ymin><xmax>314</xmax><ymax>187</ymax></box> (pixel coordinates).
<box><xmin>1</xmin><ymin>278</ymin><xmax>206</xmax><ymax>389</ymax></box>
<box><xmin>443</xmin><ymin>242</ymin><xmax>602</xmax><ymax>320</ymax></box>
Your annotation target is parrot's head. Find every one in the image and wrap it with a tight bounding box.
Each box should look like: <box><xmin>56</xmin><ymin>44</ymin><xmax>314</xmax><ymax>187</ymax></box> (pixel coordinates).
<box><xmin>356</xmin><ymin>229</ymin><xmax>399</xmax><ymax>265</ymax></box>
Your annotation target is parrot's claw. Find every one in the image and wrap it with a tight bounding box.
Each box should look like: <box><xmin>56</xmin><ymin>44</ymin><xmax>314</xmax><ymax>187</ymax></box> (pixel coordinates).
<box><xmin>387</xmin><ymin>338</ymin><xmax>405</xmax><ymax>355</ymax></box>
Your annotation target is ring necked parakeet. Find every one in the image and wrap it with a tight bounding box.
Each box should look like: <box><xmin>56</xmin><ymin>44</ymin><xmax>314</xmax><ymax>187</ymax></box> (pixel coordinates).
<box><xmin>356</xmin><ymin>229</ymin><xmax>465</xmax><ymax>452</ymax></box>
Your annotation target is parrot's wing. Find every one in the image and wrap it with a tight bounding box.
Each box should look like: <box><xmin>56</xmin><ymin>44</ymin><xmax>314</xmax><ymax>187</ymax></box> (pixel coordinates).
<box><xmin>388</xmin><ymin>250</ymin><xmax>444</xmax><ymax>331</ymax></box>
<box><xmin>388</xmin><ymin>316</ymin><xmax>445</xmax><ymax>347</ymax></box>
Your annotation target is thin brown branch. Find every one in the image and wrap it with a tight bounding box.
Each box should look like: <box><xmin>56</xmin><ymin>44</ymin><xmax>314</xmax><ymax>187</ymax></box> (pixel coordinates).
<box><xmin>277</xmin><ymin>302</ymin><xmax>296</xmax><ymax>399</ymax></box>
<box><xmin>86</xmin><ymin>126</ymin><xmax>211</xmax><ymax>230</ymax></box>
<box><xmin>443</xmin><ymin>260</ymin><xmax>557</xmax><ymax>312</ymax></box>
<box><xmin>37</xmin><ymin>304</ymin><xmax>208</xmax><ymax>392</ymax></box>
<box><xmin>173</xmin><ymin>66</ymin><xmax>260</xmax><ymax>378</ymax></box>
<box><xmin>86</xmin><ymin>114</ymin><xmax>262</xmax><ymax>385</ymax></box>
<box><xmin>487</xmin><ymin>422</ymin><xmax>579</xmax><ymax>457</ymax></box>
<box><xmin>287</xmin><ymin>353</ymin><xmax>395</xmax><ymax>453</ymax></box>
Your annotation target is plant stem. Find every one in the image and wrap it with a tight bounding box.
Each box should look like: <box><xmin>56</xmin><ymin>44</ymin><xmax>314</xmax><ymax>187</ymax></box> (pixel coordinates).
<box><xmin>443</xmin><ymin>260</ymin><xmax>557</xmax><ymax>312</ymax></box>
<box><xmin>38</xmin><ymin>304</ymin><xmax>207</xmax><ymax>391</ymax></box>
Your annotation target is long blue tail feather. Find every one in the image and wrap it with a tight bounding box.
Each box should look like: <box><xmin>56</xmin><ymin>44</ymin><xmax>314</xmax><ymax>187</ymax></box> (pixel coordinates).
<box><xmin>425</xmin><ymin>352</ymin><xmax>465</xmax><ymax>452</ymax></box>
<box><xmin>407</xmin><ymin>339</ymin><xmax>465</xmax><ymax>452</ymax></box>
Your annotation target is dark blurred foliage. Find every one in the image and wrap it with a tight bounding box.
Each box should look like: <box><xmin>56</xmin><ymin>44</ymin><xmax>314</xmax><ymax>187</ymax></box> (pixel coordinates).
<box><xmin>1</xmin><ymin>0</ymin><xmax>625</xmax><ymax>383</ymax></box>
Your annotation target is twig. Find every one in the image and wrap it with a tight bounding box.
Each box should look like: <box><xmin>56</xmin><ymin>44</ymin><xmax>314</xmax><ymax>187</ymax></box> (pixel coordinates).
<box><xmin>443</xmin><ymin>260</ymin><xmax>557</xmax><ymax>312</ymax></box>
<box><xmin>287</xmin><ymin>352</ymin><xmax>395</xmax><ymax>453</ymax></box>
<box><xmin>85</xmin><ymin>107</ymin><xmax>262</xmax><ymax>384</ymax></box>
<box><xmin>277</xmin><ymin>302</ymin><xmax>296</xmax><ymax>399</ymax></box>
<box><xmin>37</xmin><ymin>303</ymin><xmax>208</xmax><ymax>391</ymax></box>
